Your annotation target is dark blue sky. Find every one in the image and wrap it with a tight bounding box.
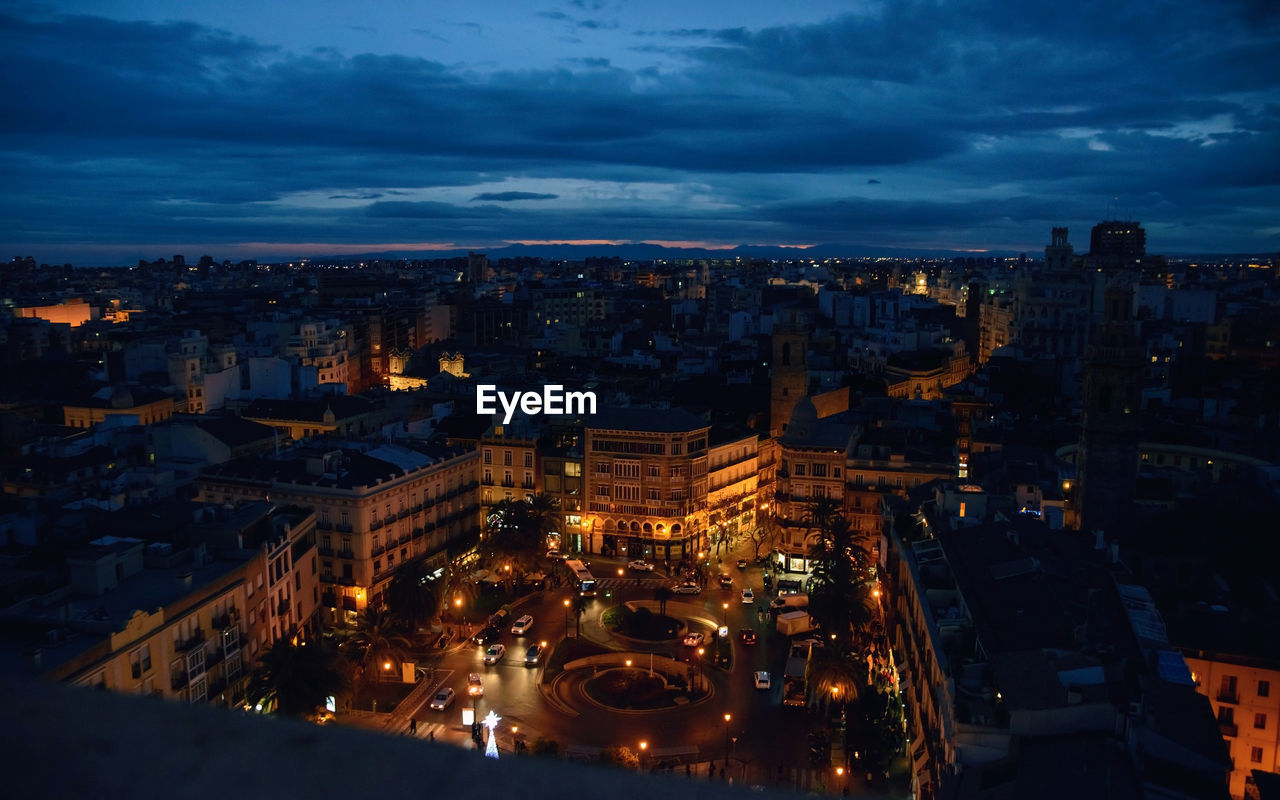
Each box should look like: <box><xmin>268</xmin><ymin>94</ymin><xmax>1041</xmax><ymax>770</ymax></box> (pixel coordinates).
<box><xmin>3</xmin><ymin>1</ymin><xmax>1278</xmax><ymax>264</ymax></box>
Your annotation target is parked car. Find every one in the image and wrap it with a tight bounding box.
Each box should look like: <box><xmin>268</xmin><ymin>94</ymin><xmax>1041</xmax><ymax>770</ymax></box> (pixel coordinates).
<box><xmin>627</xmin><ymin>559</ymin><xmax>655</xmax><ymax>572</ymax></box>
<box><xmin>510</xmin><ymin>614</ymin><xmax>533</xmax><ymax>635</ymax></box>
<box><xmin>467</xmin><ymin>673</ymin><xmax>484</xmax><ymax>697</ymax></box>
<box><xmin>683</xmin><ymin>631</ymin><xmax>706</xmax><ymax>647</ymax></box>
<box><xmin>739</xmin><ymin>628</ymin><xmax>758</xmax><ymax>644</ymax></box>
<box><xmin>472</xmin><ymin>626</ymin><xmax>500</xmax><ymax>645</ymax></box>
<box><xmin>753</xmin><ymin>671</ymin><xmax>771</xmax><ymax>690</ymax></box>
<box><xmin>429</xmin><ymin>687</ymin><xmax>456</xmax><ymax>710</ymax></box>
<box><xmin>524</xmin><ymin>642</ymin><xmax>546</xmax><ymax>666</ymax></box>
<box><xmin>741</xmin><ymin>587</ymin><xmax>755</xmax><ymax>604</ymax></box>
<box><xmin>483</xmin><ymin>644</ymin><xmax>506</xmax><ymax>665</ymax></box>
<box><xmin>673</xmin><ymin>583</ymin><xmax>702</xmax><ymax>595</ymax></box>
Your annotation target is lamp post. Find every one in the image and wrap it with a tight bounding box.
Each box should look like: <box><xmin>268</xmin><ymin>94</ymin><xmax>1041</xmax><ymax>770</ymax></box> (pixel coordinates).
<box><xmin>696</xmin><ymin>647</ymin><xmax>705</xmax><ymax>692</ymax></box>
<box><xmin>639</xmin><ymin>740</ymin><xmax>648</xmax><ymax>772</ymax></box>
<box><xmin>563</xmin><ymin>597</ymin><xmax>571</xmax><ymax>639</ymax></box>
<box><xmin>723</xmin><ymin>713</ymin><xmax>731</xmax><ymax>766</ymax></box>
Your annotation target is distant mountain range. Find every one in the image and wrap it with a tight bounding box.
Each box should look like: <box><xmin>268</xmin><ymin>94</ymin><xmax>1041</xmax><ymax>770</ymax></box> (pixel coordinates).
<box><xmin>310</xmin><ymin>242</ymin><xmax>1027</xmax><ymax>262</ymax></box>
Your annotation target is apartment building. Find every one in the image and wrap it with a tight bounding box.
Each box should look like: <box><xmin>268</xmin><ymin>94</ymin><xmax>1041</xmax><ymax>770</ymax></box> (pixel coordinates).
<box><xmin>1183</xmin><ymin>652</ymin><xmax>1280</xmax><ymax>798</ymax></box>
<box><xmin>27</xmin><ymin>504</ymin><xmax>319</xmax><ymax>708</ymax></box>
<box><xmin>583</xmin><ymin>408</ymin><xmax>713</xmax><ymax>560</ymax></box>
<box><xmin>706</xmin><ymin>429</ymin><xmax>760</xmax><ymax>555</ymax></box>
<box><xmin>197</xmin><ymin>443</ymin><xmax>479</xmax><ymax>624</ymax></box>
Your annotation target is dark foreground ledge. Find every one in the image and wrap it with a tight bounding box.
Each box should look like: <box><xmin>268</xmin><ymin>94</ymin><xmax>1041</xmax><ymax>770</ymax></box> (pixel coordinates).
<box><xmin>0</xmin><ymin>678</ymin><xmax>801</xmax><ymax>800</ymax></box>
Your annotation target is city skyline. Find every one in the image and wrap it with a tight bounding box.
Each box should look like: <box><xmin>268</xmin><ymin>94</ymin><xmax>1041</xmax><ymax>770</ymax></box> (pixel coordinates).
<box><xmin>3</xmin><ymin>0</ymin><xmax>1278</xmax><ymax>264</ymax></box>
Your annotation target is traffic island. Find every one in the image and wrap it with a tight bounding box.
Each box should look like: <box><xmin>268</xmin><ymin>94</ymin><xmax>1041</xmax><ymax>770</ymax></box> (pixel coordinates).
<box><xmin>602</xmin><ymin>605</ymin><xmax>682</xmax><ymax>641</ymax></box>
<box><xmin>582</xmin><ymin>668</ymin><xmax>673</xmax><ymax>710</ymax></box>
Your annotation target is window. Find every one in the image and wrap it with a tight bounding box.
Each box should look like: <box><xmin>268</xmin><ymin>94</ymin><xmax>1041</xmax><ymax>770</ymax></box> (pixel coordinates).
<box><xmin>596</xmin><ymin>461</ymin><xmax>612</xmax><ymax>474</ymax></box>
<box><xmin>504</xmin><ymin>451</ymin><xmax>513</xmax><ymax>466</ymax></box>
<box><xmin>833</xmin><ymin>467</ymin><xmax>842</xmax><ymax>478</ymax></box>
<box><xmin>1255</xmin><ymin>713</ymin><xmax>1267</xmax><ymax>730</ymax></box>
<box><xmin>647</xmin><ymin>488</ymin><xmax>661</xmax><ymax>500</ymax></box>
<box><xmin>1251</xmin><ymin>747</ymin><xmax>1263</xmax><ymax>764</ymax></box>
<box><xmin>812</xmin><ymin>463</ymin><xmax>827</xmax><ymax>477</ymax></box>
<box><xmin>671</xmin><ymin>443</ymin><xmax>682</xmax><ymax>455</ymax></box>
<box><xmin>595</xmin><ymin>484</ymin><xmax>611</xmax><ymax>497</ymax></box>
<box><xmin>524</xmin><ymin>452</ymin><xmax>533</xmax><ymax>467</ymax></box>
<box><xmin>1218</xmin><ymin>706</ymin><xmax>1234</xmax><ymax>725</ymax></box>
<box><xmin>794</xmin><ymin>463</ymin><xmax>806</xmax><ymax>476</ymax></box>
<box><xmin>648</xmin><ymin>464</ymin><xmax>660</xmax><ymax>478</ymax></box>
<box><xmin>615</xmin><ymin>485</ymin><xmax>639</xmax><ymax>501</ymax></box>
<box><xmin>483</xmin><ymin>449</ymin><xmax>492</xmax><ymax>465</ymax></box>
<box><xmin>565</xmin><ymin>462</ymin><xmax>581</xmax><ymax>477</ymax></box>
<box><xmin>1260</xmin><ymin>680</ymin><xmax>1271</xmax><ymax>698</ymax></box>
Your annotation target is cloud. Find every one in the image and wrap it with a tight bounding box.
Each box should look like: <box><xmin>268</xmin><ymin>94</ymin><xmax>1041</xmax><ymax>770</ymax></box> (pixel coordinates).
<box><xmin>471</xmin><ymin>191</ymin><xmax>559</xmax><ymax>202</ymax></box>
<box><xmin>0</xmin><ymin>3</ymin><xmax>1276</xmax><ymax>261</ymax></box>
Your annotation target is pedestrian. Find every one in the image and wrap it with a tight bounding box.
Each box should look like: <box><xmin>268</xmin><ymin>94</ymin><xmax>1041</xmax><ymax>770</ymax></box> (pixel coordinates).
<box><xmin>429</xmin><ymin>730</ymin><xmax>435</xmax><ymax>742</ymax></box>
<box><xmin>720</xmin><ymin>767</ymin><xmax>726</xmax><ymax>780</ymax></box>
<box><xmin>409</xmin><ymin>718</ymin><xmax>417</xmax><ymax>735</ymax></box>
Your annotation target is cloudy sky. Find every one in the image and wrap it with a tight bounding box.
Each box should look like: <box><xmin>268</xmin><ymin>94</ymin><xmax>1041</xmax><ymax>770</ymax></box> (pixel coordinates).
<box><xmin>2</xmin><ymin>0</ymin><xmax>1278</xmax><ymax>264</ymax></box>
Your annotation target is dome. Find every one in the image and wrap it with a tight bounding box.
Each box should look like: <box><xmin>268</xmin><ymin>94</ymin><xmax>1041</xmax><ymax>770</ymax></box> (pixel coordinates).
<box><xmin>108</xmin><ymin>384</ymin><xmax>135</xmax><ymax>409</ymax></box>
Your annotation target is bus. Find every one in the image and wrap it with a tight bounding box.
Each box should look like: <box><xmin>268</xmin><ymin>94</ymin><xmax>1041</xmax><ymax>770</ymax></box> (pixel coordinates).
<box><xmin>564</xmin><ymin>559</ymin><xmax>597</xmax><ymax>597</ymax></box>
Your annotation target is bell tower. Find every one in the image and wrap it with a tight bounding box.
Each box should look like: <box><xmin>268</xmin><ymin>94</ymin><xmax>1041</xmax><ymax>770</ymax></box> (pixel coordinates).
<box><xmin>770</xmin><ymin>310</ymin><xmax>809</xmax><ymax>437</ymax></box>
<box><xmin>1077</xmin><ymin>273</ymin><xmax>1143</xmax><ymax>533</ymax></box>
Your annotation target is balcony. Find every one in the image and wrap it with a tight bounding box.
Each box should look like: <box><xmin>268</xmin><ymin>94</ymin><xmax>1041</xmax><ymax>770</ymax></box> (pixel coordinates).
<box><xmin>316</xmin><ymin>545</ymin><xmax>334</xmax><ymax>557</ymax></box>
<box><xmin>175</xmin><ymin>629</ymin><xmax>206</xmax><ymax>653</ymax></box>
<box><xmin>370</xmin><ymin>519</ymin><xmax>384</xmax><ymax>531</ymax></box>
<box><xmin>1219</xmin><ymin>722</ymin><xmax>1238</xmax><ymax>738</ymax></box>
<box><xmin>371</xmin><ymin>544</ymin><xmax>385</xmax><ymax>557</ymax></box>
<box><xmin>336</xmin><ymin>549</ymin><xmax>354</xmax><ymax>558</ymax></box>
<box><xmin>335</xmin><ymin>523</ymin><xmax>353</xmax><ymax>533</ymax></box>
<box><xmin>501</xmin><ymin>479</ymin><xmax>515</xmax><ymax>488</ymax></box>
<box><xmin>1217</xmin><ymin>691</ymin><xmax>1239</xmax><ymax>704</ymax></box>
<box><xmin>171</xmin><ymin>671</ymin><xmax>188</xmax><ymax>691</ymax></box>
<box><xmin>481</xmin><ymin>476</ymin><xmax>495</xmax><ymax>486</ymax></box>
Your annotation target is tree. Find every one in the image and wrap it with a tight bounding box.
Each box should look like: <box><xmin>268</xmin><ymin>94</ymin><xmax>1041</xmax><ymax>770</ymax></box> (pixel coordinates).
<box><xmin>483</xmin><ymin>495</ymin><xmax>558</xmax><ymax>588</ymax></box>
<box><xmin>247</xmin><ymin>638</ymin><xmax>346</xmax><ymax>718</ymax></box>
<box><xmin>805</xmin><ymin>643</ymin><xmax>868</xmax><ymax>709</ymax></box>
<box><xmin>652</xmin><ymin>585</ymin><xmax>674</xmax><ymax>617</ymax></box>
<box><xmin>806</xmin><ymin>500</ymin><xmax>874</xmax><ymax>654</ymax></box>
<box><xmin>598</xmin><ymin>745</ymin><xmax>640</xmax><ymax>770</ymax></box>
<box><xmin>571</xmin><ymin>593</ymin><xmax>589</xmax><ymax>637</ymax></box>
<box><xmin>385</xmin><ymin>557</ymin><xmax>441</xmax><ymax>636</ymax></box>
<box><xmin>341</xmin><ymin>606</ymin><xmax>412</xmax><ymax>687</ymax></box>
<box><xmin>529</xmin><ymin>737</ymin><xmax>561</xmax><ymax>757</ymax></box>
<box><xmin>748</xmin><ymin>516</ymin><xmax>783</xmax><ymax>561</ymax></box>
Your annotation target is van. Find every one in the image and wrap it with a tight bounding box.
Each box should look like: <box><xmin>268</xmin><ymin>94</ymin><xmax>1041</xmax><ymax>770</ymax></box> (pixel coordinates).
<box><xmin>510</xmin><ymin>614</ymin><xmax>533</xmax><ymax>635</ymax></box>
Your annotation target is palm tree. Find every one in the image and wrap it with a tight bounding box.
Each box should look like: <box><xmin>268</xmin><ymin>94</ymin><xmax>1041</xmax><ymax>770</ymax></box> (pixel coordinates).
<box><xmin>571</xmin><ymin>593</ymin><xmax>589</xmax><ymax>637</ymax></box>
<box><xmin>247</xmin><ymin>638</ymin><xmax>346</xmax><ymax>717</ymax></box>
<box><xmin>341</xmin><ymin>606</ymin><xmax>412</xmax><ymax>687</ymax></box>
<box><xmin>652</xmin><ymin>585</ymin><xmax>674</xmax><ymax>618</ymax></box>
<box><xmin>805</xmin><ymin>644</ymin><xmax>867</xmax><ymax>710</ymax></box>
<box><xmin>483</xmin><ymin>498</ymin><xmax>548</xmax><ymax>587</ymax></box>
<box><xmin>525</xmin><ymin>492</ymin><xmax>561</xmax><ymax>550</ymax></box>
<box><xmin>385</xmin><ymin>557</ymin><xmax>441</xmax><ymax>637</ymax></box>
<box><xmin>806</xmin><ymin>501</ymin><xmax>873</xmax><ymax>653</ymax></box>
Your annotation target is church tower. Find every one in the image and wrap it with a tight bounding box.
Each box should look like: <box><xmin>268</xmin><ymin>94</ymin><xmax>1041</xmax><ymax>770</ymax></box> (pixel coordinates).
<box><xmin>770</xmin><ymin>310</ymin><xmax>809</xmax><ymax>437</ymax></box>
<box><xmin>1077</xmin><ymin>273</ymin><xmax>1143</xmax><ymax>534</ymax></box>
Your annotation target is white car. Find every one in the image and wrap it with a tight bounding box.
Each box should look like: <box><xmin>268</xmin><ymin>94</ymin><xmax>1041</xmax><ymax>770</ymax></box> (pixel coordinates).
<box><xmin>673</xmin><ymin>583</ymin><xmax>702</xmax><ymax>595</ymax></box>
<box><xmin>683</xmin><ymin>631</ymin><xmax>706</xmax><ymax>647</ymax></box>
<box><xmin>510</xmin><ymin>614</ymin><xmax>533</xmax><ymax>635</ymax></box>
<box><xmin>429</xmin><ymin>687</ymin><xmax>456</xmax><ymax>710</ymax></box>
<box><xmin>628</xmin><ymin>560</ymin><xmax>655</xmax><ymax>572</ymax></box>
<box><xmin>753</xmin><ymin>671</ymin><xmax>771</xmax><ymax>690</ymax></box>
<box><xmin>741</xmin><ymin>588</ymin><xmax>754</xmax><ymax>604</ymax></box>
<box><xmin>483</xmin><ymin>644</ymin><xmax>506</xmax><ymax>665</ymax></box>
<box><xmin>466</xmin><ymin>673</ymin><xmax>484</xmax><ymax>697</ymax></box>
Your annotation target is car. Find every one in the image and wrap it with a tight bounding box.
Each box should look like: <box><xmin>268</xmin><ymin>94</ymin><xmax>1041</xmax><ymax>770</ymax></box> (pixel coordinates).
<box><xmin>545</xmin><ymin>549</ymin><xmax>564</xmax><ymax>561</ymax></box>
<box><xmin>466</xmin><ymin>672</ymin><xmax>484</xmax><ymax>697</ymax></box>
<box><xmin>718</xmin><ymin>574</ymin><xmax>733</xmax><ymax>588</ymax></box>
<box><xmin>683</xmin><ymin>631</ymin><xmax>706</xmax><ymax>647</ymax></box>
<box><xmin>524</xmin><ymin>641</ymin><xmax>546</xmax><ymax>666</ymax></box>
<box><xmin>483</xmin><ymin>643</ymin><xmax>506</xmax><ymax>665</ymax></box>
<box><xmin>741</xmin><ymin>588</ymin><xmax>755</xmax><ymax>604</ymax></box>
<box><xmin>737</xmin><ymin>559</ymin><xmax>749</xmax><ymax>569</ymax></box>
<box><xmin>673</xmin><ymin>583</ymin><xmax>702</xmax><ymax>595</ymax></box>
<box><xmin>753</xmin><ymin>671</ymin><xmax>771</xmax><ymax>690</ymax></box>
<box><xmin>627</xmin><ymin>559</ymin><xmax>655</xmax><ymax>572</ymax></box>
<box><xmin>489</xmin><ymin>609</ymin><xmax>512</xmax><ymax>628</ymax></box>
<box><xmin>510</xmin><ymin>614</ymin><xmax>533</xmax><ymax>635</ymax></box>
<box><xmin>428</xmin><ymin>687</ymin><xmax>456</xmax><ymax>710</ymax></box>
<box><xmin>472</xmin><ymin>625</ymin><xmax>500</xmax><ymax>645</ymax></box>
<box><xmin>739</xmin><ymin>628</ymin><xmax>758</xmax><ymax>644</ymax></box>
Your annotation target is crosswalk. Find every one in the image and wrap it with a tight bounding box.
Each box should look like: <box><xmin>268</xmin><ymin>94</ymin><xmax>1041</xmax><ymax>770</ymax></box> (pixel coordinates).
<box><xmin>592</xmin><ymin>576</ymin><xmax>672</xmax><ymax>593</ymax></box>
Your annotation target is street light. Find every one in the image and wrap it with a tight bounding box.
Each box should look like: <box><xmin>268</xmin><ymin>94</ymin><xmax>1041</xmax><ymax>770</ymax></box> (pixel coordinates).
<box><xmin>639</xmin><ymin>740</ymin><xmax>648</xmax><ymax>772</ymax></box>
<box><xmin>696</xmin><ymin>647</ymin><xmax>705</xmax><ymax>692</ymax></box>
<box><xmin>723</xmin><ymin>713</ymin><xmax>731</xmax><ymax>765</ymax></box>
<box><xmin>563</xmin><ymin>597</ymin><xmax>571</xmax><ymax>639</ymax></box>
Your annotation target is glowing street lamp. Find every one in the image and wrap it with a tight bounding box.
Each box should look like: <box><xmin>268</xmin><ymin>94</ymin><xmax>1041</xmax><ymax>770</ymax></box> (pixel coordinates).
<box><xmin>723</xmin><ymin>713</ymin><xmax>732</xmax><ymax>764</ymax></box>
<box><xmin>563</xmin><ymin>597</ymin><xmax>572</xmax><ymax>638</ymax></box>
<box><xmin>639</xmin><ymin>740</ymin><xmax>648</xmax><ymax>771</ymax></box>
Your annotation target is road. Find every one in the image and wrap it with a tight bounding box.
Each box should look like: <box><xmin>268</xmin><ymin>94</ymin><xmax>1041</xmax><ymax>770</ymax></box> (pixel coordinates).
<box><xmin>389</xmin><ymin>552</ymin><xmax>839</xmax><ymax>789</ymax></box>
